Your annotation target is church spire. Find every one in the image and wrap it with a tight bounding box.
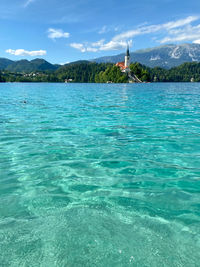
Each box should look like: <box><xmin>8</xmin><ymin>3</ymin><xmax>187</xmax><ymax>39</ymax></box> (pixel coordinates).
<box><xmin>126</xmin><ymin>45</ymin><xmax>130</xmax><ymax>57</ymax></box>
<box><xmin>124</xmin><ymin>44</ymin><xmax>130</xmax><ymax>69</ymax></box>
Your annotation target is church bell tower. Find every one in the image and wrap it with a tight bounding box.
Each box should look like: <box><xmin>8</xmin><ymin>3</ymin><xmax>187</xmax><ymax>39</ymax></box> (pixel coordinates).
<box><xmin>124</xmin><ymin>45</ymin><xmax>130</xmax><ymax>69</ymax></box>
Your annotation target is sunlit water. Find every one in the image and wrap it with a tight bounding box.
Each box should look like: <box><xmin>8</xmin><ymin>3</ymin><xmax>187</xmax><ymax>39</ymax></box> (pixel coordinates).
<box><xmin>0</xmin><ymin>83</ymin><xmax>200</xmax><ymax>266</ymax></box>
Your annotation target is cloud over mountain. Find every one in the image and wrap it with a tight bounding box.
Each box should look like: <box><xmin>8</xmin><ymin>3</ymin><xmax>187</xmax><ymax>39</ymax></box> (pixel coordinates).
<box><xmin>70</xmin><ymin>16</ymin><xmax>200</xmax><ymax>53</ymax></box>
<box><xmin>70</xmin><ymin>40</ymin><xmax>132</xmax><ymax>52</ymax></box>
<box><xmin>92</xmin><ymin>43</ymin><xmax>200</xmax><ymax>69</ymax></box>
<box><xmin>6</xmin><ymin>49</ymin><xmax>47</xmax><ymax>56</ymax></box>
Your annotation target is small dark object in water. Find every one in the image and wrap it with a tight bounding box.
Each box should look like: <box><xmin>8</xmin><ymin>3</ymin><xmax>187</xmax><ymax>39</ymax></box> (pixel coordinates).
<box><xmin>23</xmin><ymin>100</ymin><xmax>27</xmax><ymax>104</ymax></box>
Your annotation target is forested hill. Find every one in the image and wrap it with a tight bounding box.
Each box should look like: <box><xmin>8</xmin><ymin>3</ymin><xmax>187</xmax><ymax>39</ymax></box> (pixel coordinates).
<box><xmin>1</xmin><ymin>61</ymin><xmax>200</xmax><ymax>83</ymax></box>
<box><xmin>55</xmin><ymin>62</ymin><xmax>112</xmax><ymax>82</ymax></box>
<box><xmin>149</xmin><ymin>62</ymin><xmax>200</xmax><ymax>82</ymax></box>
<box><xmin>0</xmin><ymin>58</ymin><xmax>60</xmax><ymax>72</ymax></box>
<box><xmin>0</xmin><ymin>58</ymin><xmax>14</xmax><ymax>70</ymax></box>
<box><xmin>1</xmin><ymin>43</ymin><xmax>200</xmax><ymax>74</ymax></box>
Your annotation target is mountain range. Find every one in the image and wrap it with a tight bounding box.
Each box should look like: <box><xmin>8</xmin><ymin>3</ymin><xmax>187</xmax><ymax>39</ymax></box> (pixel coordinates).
<box><xmin>0</xmin><ymin>58</ymin><xmax>60</xmax><ymax>72</ymax></box>
<box><xmin>1</xmin><ymin>43</ymin><xmax>200</xmax><ymax>72</ymax></box>
<box><xmin>92</xmin><ymin>43</ymin><xmax>200</xmax><ymax>69</ymax></box>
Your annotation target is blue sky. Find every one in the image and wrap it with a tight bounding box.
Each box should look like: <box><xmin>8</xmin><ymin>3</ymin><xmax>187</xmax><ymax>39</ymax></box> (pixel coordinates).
<box><xmin>1</xmin><ymin>0</ymin><xmax>200</xmax><ymax>64</ymax></box>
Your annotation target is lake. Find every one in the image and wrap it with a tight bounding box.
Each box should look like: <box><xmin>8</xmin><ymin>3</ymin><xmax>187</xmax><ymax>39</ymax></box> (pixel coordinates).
<box><xmin>0</xmin><ymin>83</ymin><xmax>200</xmax><ymax>266</ymax></box>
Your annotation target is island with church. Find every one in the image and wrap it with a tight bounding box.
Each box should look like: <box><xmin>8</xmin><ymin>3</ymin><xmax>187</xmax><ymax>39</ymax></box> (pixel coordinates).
<box><xmin>116</xmin><ymin>45</ymin><xmax>143</xmax><ymax>83</ymax></box>
<box><xmin>1</xmin><ymin>45</ymin><xmax>199</xmax><ymax>83</ymax></box>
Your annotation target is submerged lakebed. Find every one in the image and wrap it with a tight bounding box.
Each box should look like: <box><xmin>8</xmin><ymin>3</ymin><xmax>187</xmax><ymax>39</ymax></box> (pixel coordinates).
<box><xmin>0</xmin><ymin>82</ymin><xmax>200</xmax><ymax>266</ymax></box>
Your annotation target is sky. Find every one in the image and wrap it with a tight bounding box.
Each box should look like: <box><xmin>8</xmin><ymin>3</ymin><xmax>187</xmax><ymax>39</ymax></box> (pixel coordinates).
<box><xmin>1</xmin><ymin>0</ymin><xmax>200</xmax><ymax>64</ymax></box>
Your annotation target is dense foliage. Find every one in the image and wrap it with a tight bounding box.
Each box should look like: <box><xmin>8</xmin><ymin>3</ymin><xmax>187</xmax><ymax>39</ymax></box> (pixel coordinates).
<box><xmin>130</xmin><ymin>63</ymin><xmax>151</xmax><ymax>82</ymax></box>
<box><xmin>0</xmin><ymin>58</ymin><xmax>14</xmax><ymax>70</ymax></box>
<box><xmin>1</xmin><ymin>70</ymin><xmax>58</xmax><ymax>83</ymax></box>
<box><xmin>95</xmin><ymin>65</ymin><xmax>128</xmax><ymax>83</ymax></box>
<box><xmin>56</xmin><ymin>62</ymin><xmax>112</xmax><ymax>82</ymax></box>
<box><xmin>6</xmin><ymin>59</ymin><xmax>59</xmax><ymax>73</ymax></box>
<box><xmin>0</xmin><ymin>71</ymin><xmax>5</xmax><ymax>82</ymax></box>
<box><xmin>94</xmin><ymin>63</ymin><xmax>150</xmax><ymax>83</ymax></box>
<box><xmin>149</xmin><ymin>62</ymin><xmax>200</xmax><ymax>82</ymax></box>
<box><xmin>1</xmin><ymin>61</ymin><xmax>200</xmax><ymax>83</ymax></box>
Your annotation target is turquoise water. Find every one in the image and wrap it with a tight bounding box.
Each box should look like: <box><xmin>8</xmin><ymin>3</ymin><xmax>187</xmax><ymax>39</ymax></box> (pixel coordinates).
<box><xmin>0</xmin><ymin>83</ymin><xmax>200</xmax><ymax>266</ymax></box>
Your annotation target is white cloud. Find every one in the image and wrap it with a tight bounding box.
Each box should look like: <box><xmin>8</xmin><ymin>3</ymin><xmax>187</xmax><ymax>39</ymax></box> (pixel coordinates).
<box><xmin>163</xmin><ymin>16</ymin><xmax>198</xmax><ymax>30</ymax></box>
<box><xmin>112</xmin><ymin>26</ymin><xmax>158</xmax><ymax>42</ymax></box>
<box><xmin>6</xmin><ymin>49</ymin><xmax>47</xmax><ymax>56</ymax></box>
<box><xmin>99</xmin><ymin>40</ymin><xmax>130</xmax><ymax>51</ymax></box>
<box><xmin>24</xmin><ymin>0</ymin><xmax>35</xmax><ymax>8</ymax></box>
<box><xmin>70</xmin><ymin>16</ymin><xmax>200</xmax><ymax>53</ymax></box>
<box><xmin>86</xmin><ymin>47</ymin><xmax>98</xmax><ymax>52</ymax></box>
<box><xmin>70</xmin><ymin>43</ymin><xmax>86</xmax><ymax>52</ymax></box>
<box><xmin>113</xmin><ymin>16</ymin><xmax>199</xmax><ymax>42</ymax></box>
<box><xmin>98</xmin><ymin>25</ymin><xmax>120</xmax><ymax>35</ymax></box>
<box><xmin>166</xmin><ymin>16</ymin><xmax>197</xmax><ymax>30</ymax></box>
<box><xmin>160</xmin><ymin>24</ymin><xmax>200</xmax><ymax>43</ymax></box>
<box><xmin>70</xmin><ymin>40</ymin><xmax>132</xmax><ymax>53</ymax></box>
<box><xmin>70</xmin><ymin>43</ymin><xmax>98</xmax><ymax>52</ymax></box>
<box><xmin>91</xmin><ymin>39</ymin><xmax>105</xmax><ymax>47</ymax></box>
<box><xmin>48</xmin><ymin>28</ymin><xmax>70</xmax><ymax>39</ymax></box>
<box><xmin>60</xmin><ymin>62</ymin><xmax>70</xmax><ymax>65</ymax></box>
<box><xmin>193</xmin><ymin>39</ymin><xmax>200</xmax><ymax>44</ymax></box>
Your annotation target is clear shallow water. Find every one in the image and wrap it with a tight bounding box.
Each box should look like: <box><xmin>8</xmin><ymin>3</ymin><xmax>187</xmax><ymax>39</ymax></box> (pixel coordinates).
<box><xmin>0</xmin><ymin>82</ymin><xmax>200</xmax><ymax>266</ymax></box>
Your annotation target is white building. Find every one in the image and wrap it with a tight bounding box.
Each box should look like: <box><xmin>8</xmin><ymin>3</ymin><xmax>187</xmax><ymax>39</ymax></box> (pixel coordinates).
<box><xmin>116</xmin><ymin>45</ymin><xmax>130</xmax><ymax>73</ymax></box>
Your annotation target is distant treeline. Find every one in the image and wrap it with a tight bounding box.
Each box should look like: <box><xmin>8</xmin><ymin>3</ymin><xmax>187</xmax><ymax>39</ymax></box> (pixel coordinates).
<box><xmin>1</xmin><ymin>61</ymin><xmax>200</xmax><ymax>83</ymax></box>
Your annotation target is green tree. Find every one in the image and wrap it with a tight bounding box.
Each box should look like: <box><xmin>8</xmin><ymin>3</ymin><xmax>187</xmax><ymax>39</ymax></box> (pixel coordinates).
<box><xmin>0</xmin><ymin>71</ymin><xmax>4</xmax><ymax>82</ymax></box>
<box><xmin>96</xmin><ymin>65</ymin><xmax>128</xmax><ymax>83</ymax></box>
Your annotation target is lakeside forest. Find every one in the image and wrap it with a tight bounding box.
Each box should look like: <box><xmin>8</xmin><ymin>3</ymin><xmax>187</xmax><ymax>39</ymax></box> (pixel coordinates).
<box><xmin>1</xmin><ymin>61</ymin><xmax>200</xmax><ymax>83</ymax></box>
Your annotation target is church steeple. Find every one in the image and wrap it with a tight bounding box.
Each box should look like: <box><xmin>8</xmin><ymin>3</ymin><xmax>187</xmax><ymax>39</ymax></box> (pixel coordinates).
<box><xmin>124</xmin><ymin>44</ymin><xmax>130</xmax><ymax>70</ymax></box>
<box><xmin>116</xmin><ymin>44</ymin><xmax>131</xmax><ymax>72</ymax></box>
<box><xmin>126</xmin><ymin>45</ymin><xmax>130</xmax><ymax>57</ymax></box>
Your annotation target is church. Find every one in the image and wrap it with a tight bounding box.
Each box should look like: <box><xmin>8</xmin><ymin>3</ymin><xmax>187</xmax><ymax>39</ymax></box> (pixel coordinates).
<box><xmin>116</xmin><ymin>46</ymin><xmax>142</xmax><ymax>83</ymax></box>
<box><xmin>116</xmin><ymin>46</ymin><xmax>130</xmax><ymax>73</ymax></box>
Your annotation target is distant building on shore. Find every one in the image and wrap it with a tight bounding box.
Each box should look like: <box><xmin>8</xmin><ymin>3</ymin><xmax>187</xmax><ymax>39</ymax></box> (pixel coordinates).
<box><xmin>65</xmin><ymin>78</ymin><xmax>73</xmax><ymax>83</ymax></box>
<box><xmin>116</xmin><ymin>46</ymin><xmax>130</xmax><ymax>73</ymax></box>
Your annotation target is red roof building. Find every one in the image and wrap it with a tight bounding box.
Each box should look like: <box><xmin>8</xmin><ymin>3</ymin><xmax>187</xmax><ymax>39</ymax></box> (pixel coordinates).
<box><xmin>116</xmin><ymin>46</ymin><xmax>130</xmax><ymax>72</ymax></box>
<box><xmin>116</xmin><ymin>62</ymin><xmax>126</xmax><ymax>70</ymax></box>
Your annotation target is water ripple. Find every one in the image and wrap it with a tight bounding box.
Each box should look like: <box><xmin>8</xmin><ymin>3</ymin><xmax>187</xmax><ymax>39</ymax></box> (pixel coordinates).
<box><xmin>0</xmin><ymin>83</ymin><xmax>200</xmax><ymax>266</ymax></box>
